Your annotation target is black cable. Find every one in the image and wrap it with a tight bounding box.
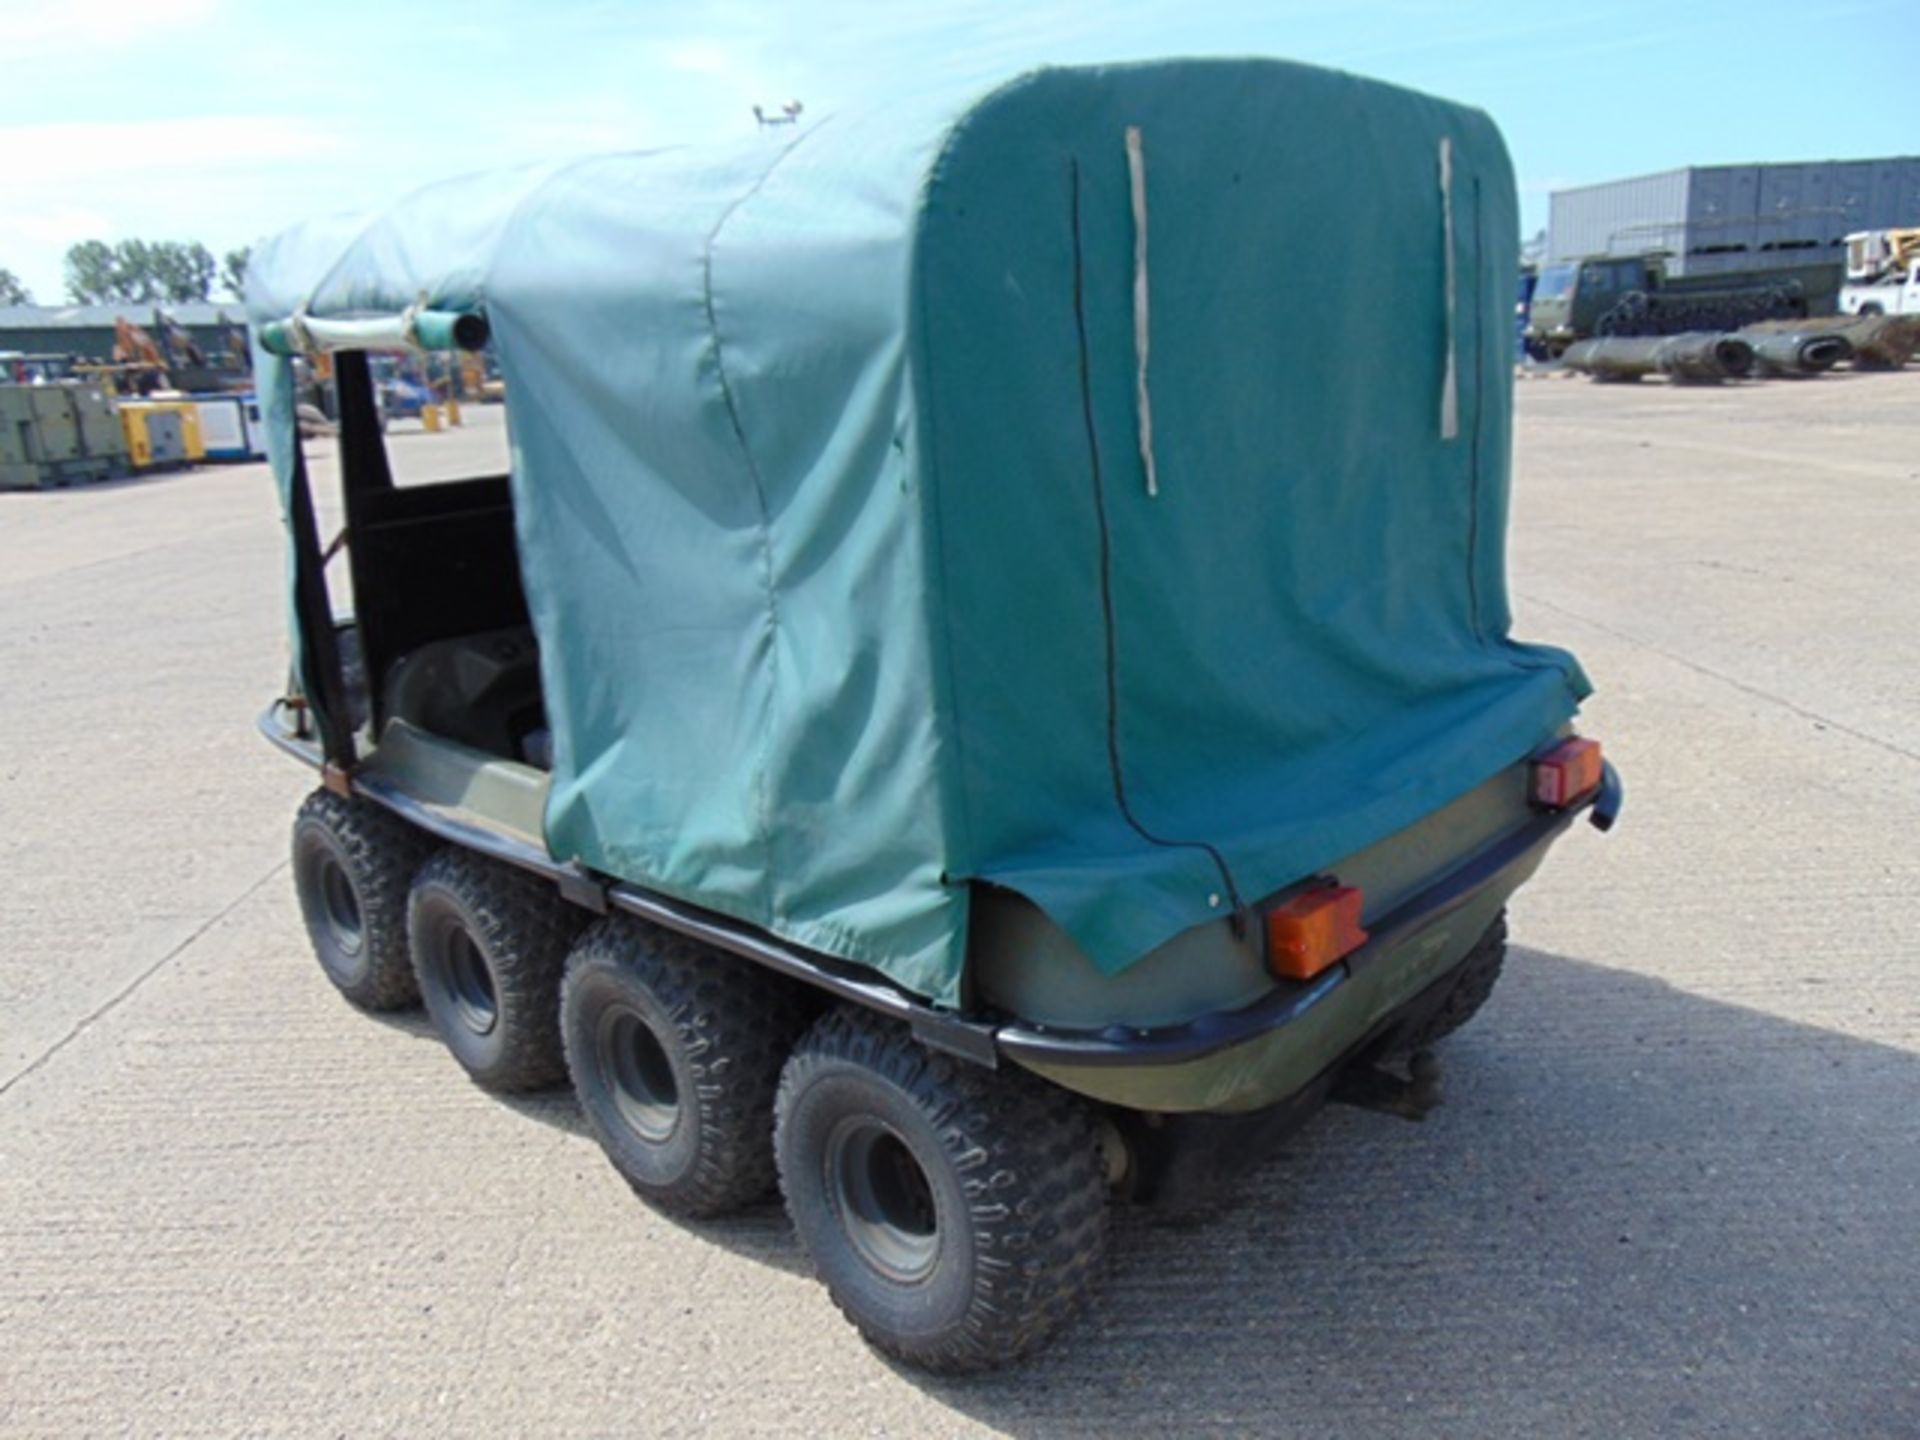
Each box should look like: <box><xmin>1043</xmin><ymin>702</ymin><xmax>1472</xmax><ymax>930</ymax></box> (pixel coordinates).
<box><xmin>1067</xmin><ymin>156</ymin><xmax>1247</xmax><ymax>935</ymax></box>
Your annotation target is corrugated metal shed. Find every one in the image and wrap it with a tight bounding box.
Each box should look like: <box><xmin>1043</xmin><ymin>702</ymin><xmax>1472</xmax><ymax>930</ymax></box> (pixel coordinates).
<box><xmin>0</xmin><ymin>302</ymin><xmax>246</xmax><ymax>330</ymax></box>
<box><xmin>0</xmin><ymin>302</ymin><xmax>247</xmax><ymax>361</ymax></box>
<box><xmin>1549</xmin><ymin>156</ymin><xmax>1920</xmax><ymax>277</ymax></box>
<box><xmin>1551</xmin><ymin>168</ymin><xmax>1691</xmax><ymax>266</ymax></box>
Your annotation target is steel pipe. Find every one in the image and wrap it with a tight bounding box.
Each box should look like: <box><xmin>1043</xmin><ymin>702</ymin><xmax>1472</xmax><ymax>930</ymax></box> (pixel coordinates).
<box><xmin>1563</xmin><ymin>333</ymin><xmax>1753</xmax><ymax>383</ymax></box>
<box><xmin>1748</xmin><ymin>331</ymin><xmax>1853</xmax><ymax>377</ymax></box>
<box><xmin>258</xmin><ymin>309</ymin><xmax>489</xmax><ymax>357</ymax></box>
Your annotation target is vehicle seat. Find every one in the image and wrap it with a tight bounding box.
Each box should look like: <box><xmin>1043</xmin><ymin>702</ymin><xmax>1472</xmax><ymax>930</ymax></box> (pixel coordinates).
<box><xmin>381</xmin><ymin>627</ymin><xmax>547</xmax><ymax>765</ymax></box>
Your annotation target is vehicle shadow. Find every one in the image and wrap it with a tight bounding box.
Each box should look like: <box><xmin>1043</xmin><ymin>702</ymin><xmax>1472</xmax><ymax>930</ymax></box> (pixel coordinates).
<box><xmin>896</xmin><ymin>948</ymin><xmax>1918</xmax><ymax>1438</ymax></box>
<box><xmin>445</xmin><ymin>946</ymin><xmax>1916</xmax><ymax>1433</ymax></box>
<box><xmin>474</xmin><ymin>1028</ymin><xmax>815</xmax><ymax>1279</ymax></box>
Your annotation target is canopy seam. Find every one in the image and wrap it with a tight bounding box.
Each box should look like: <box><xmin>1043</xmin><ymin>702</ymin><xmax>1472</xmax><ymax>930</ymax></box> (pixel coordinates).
<box><xmin>1068</xmin><ymin>154</ymin><xmax>1247</xmax><ymax>934</ymax></box>
<box><xmin>700</xmin><ymin>122</ymin><xmax>831</xmax><ymax>917</ymax></box>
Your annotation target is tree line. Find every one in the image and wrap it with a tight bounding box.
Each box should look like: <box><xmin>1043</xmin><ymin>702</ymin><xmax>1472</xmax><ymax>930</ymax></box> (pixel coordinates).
<box><xmin>0</xmin><ymin>241</ymin><xmax>252</xmax><ymax>309</ymax></box>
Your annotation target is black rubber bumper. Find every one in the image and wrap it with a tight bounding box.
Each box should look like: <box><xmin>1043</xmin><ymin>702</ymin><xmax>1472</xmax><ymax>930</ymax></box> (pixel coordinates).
<box><xmin>993</xmin><ymin>767</ymin><xmax>1622</xmax><ymax>1071</ymax></box>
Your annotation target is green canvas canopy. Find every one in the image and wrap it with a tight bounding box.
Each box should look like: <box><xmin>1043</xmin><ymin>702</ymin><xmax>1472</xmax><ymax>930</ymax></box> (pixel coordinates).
<box><xmin>248</xmin><ymin>58</ymin><xmax>1589</xmax><ymax>1008</ymax></box>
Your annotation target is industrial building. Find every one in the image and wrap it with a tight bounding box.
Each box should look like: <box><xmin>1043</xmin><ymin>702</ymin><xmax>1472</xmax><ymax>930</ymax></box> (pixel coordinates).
<box><xmin>1548</xmin><ymin>156</ymin><xmax>1920</xmax><ymax>277</ymax></box>
<box><xmin>0</xmin><ymin>301</ymin><xmax>248</xmax><ymax>365</ymax></box>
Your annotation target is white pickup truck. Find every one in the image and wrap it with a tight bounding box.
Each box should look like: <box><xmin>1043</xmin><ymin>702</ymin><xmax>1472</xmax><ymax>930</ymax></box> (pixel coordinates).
<box><xmin>1840</xmin><ymin>228</ymin><xmax>1920</xmax><ymax>316</ymax></box>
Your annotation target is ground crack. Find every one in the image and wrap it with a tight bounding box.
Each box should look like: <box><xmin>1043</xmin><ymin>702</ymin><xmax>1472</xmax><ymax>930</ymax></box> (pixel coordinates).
<box><xmin>0</xmin><ymin>860</ymin><xmax>290</xmax><ymax>1100</ymax></box>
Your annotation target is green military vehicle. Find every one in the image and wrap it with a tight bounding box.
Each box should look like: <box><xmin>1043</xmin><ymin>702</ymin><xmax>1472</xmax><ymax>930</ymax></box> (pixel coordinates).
<box><xmin>1525</xmin><ymin>252</ymin><xmax>1843</xmax><ymax>358</ymax></box>
<box><xmin>251</xmin><ymin>58</ymin><xmax>1618</xmax><ymax>1371</ymax></box>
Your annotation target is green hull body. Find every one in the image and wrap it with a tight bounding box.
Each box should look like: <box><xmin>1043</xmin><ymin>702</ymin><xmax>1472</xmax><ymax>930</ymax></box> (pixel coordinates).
<box><xmin>297</xmin><ymin>707</ymin><xmax>1571</xmax><ymax>1117</ymax></box>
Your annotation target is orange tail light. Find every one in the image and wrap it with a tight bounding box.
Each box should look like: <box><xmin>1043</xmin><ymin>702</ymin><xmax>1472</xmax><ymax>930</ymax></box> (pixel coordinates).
<box><xmin>1533</xmin><ymin>737</ymin><xmax>1604</xmax><ymax>808</ymax></box>
<box><xmin>1267</xmin><ymin>885</ymin><xmax>1368</xmax><ymax>981</ymax></box>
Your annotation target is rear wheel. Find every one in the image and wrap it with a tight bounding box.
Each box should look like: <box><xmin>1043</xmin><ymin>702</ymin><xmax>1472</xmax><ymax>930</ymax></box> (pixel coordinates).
<box><xmin>290</xmin><ymin>790</ymin><xmax>430</xmax><ymax>1011</ymax></box>
<box><xmin>775</xmin><ymin>1008</ymin><xmax>1109</xmax><ymax>1373</ymax></box>
<box><xmin>408</xmin><ymin>850</ymin><xmax>584</xmax><ymax>1092</ymax></box>
<box><xmin>1401</xmin><ymin>912</ymin><xmax>1508</xmax><ymax>1050</ymax></box>
<box><xmin>561</xmin><ymin>918</ymin><xmax>813</xmax><ymax>1217</ymax></box>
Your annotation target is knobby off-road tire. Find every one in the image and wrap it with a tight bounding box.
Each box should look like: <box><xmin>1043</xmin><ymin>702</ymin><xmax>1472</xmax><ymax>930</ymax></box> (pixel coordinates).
<box><xmin>561</xmin><ymin>918</ymin><xmax>815</xmax><ymax>1218</ymax></box>
<box><xmin>774</xmin><ymin>1007</ymin><xmax>1110</xmax><ymax>1373</ymax></box>
<box><xmin>291</xmin><ymin>790</ymin><xmax>432</xmax><ymax>1012</ymax></box>
<box><xmin>1402</xmin><ymin>912</ymin><xmax>1508</xmax><ymax>1051</ymax></box>
<box><xmin>407</xmin><ymin>849</ymin><xmax>585</xmax><ymax>1092</ymax></box>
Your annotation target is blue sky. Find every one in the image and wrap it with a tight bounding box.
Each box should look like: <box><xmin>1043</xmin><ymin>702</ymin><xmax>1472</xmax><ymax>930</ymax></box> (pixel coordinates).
<box><xmin>3</xmin><ymin>0</ymin><xmax>1913</xmax><ymax>301</ymax></box>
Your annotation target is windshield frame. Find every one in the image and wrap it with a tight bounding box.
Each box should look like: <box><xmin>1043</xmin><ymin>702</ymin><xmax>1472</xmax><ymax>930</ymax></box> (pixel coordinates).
<box><xmin>1534</xmin><ymin>263</ymin><xmax>1578</xmax><ymax>301</ymax></box>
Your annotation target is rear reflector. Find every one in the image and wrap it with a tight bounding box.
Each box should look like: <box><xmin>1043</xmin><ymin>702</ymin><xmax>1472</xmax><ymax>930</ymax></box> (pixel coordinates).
<box><xmin>1532</xmin><ymin>737</ymin><xmax>1604</xmax><ymax>808</ymax></box>
<box><xmin>1267</xmin><ymin>885</ymin><xmax>1368</xmax><ymax>981</ymax></box>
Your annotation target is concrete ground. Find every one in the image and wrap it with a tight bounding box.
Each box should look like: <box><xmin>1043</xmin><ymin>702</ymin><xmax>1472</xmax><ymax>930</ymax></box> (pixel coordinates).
<box><xmin>2</xmin><ymin>375</ymin><xmax>1915</xmax><ymax>1438</ymax></box>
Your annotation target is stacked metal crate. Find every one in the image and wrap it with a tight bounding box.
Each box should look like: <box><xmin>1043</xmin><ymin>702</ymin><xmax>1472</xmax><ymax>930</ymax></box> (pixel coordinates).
<box><xmin>0</xmin><ymin>383</ymin><xmax>131</xmax><ymax>490</ymax></box>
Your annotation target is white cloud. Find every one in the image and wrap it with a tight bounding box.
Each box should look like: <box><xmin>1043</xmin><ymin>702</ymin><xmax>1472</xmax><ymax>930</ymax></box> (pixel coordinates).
<box><xmin>7</xmin><ymin>0</ymin><xmax>221</xmax><ymax>61</ymax></box>
<box><xmin>664</xmin><ymin>40</ymin><xmax>736</xmax><ymax>76</ymax></box>
<box><xmin>0</xmin><ymin>116</ymin><xmax>370</xmax><ymax>298</ymax></box>
<box><xmin>0</xmin><ymin>116</ymin><xmax>350</xmax><ymax>186</ymax></box>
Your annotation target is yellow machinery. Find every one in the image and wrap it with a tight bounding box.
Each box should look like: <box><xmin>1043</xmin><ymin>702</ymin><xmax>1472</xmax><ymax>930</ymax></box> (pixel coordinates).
<box><xmin>140</xmin><ymin>399</ymin><xmax>206</xmax><ymax>461</ymax></box>
<box><xmin>118</xmin><ymin>401</ymin><xmax>198</xmax><ymax>469</ymax></box>
<box><xmin>121</xmin><ymin>399</ymin><xmax>205</xmax><ymax>463</ymax></box>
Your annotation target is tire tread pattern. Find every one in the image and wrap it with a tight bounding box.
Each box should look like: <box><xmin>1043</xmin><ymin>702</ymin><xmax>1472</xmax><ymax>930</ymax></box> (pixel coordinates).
<box><xmin>563</xmin><ymin>918</ymin><xmax>813</xmax><ymax>1215</ymax></box>
<box><xmin>409</xmin><ymin>848</ymin><xmax>583</xmax><ymax>1091</ymax></box>
<box><xmin>776</xmin><ymin>1007</ymin><xmax>1110</xmax><ymax>1373</ymax></box>
<box><xmin>1403</xmin><ymin>912</ymin><xmax>1508</xmax><ymax>1049</ymax></box>
<box><xmin>292</xmin><ymin>790</ymin><xmax>432</xmax><ymax>1011</ymax></box>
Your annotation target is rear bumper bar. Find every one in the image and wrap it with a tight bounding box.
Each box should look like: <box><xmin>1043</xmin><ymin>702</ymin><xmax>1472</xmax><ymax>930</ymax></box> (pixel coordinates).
<box><xmin>994</xmin><ymin>769</ymin><xmax>1618</xmax><ymax>1071</ymax></box>
<box><xmin>1591</xmin><ymin>759</ymin><xmax>1624</xmax><ymax>832</ymax></box>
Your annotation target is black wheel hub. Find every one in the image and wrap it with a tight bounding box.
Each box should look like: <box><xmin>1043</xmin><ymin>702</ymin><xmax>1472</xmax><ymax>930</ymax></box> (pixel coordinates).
<box><xmin>438</xmin><ymin>926</ymin><xmax>498</xmax><ymax>1036</ymax></box>
<box><xmin>316</xmin><ymin>855</ymin><xmax>364</xmax><ymax>956</ymax></box>
<box><xmin>597</xmin><ymin>1006</ymin><xmax>680</xmax><ymax>1142</ymax></box>
<box><xmin>826</xmin><ymin>1118</ymin><xmax>939</xmax><ymax>1283</ymax></box>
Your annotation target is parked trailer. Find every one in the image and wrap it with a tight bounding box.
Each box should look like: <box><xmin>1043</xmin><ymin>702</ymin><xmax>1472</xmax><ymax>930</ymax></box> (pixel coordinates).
<box><xmin>248</xmin><ymin>58</ymin><xmax>1619</xmax><ymax>1372</ymax></box>
<box><xmin>187</xmin><ymin>391</ymin><xmax>267</xmax><ymax>461</ymax></box>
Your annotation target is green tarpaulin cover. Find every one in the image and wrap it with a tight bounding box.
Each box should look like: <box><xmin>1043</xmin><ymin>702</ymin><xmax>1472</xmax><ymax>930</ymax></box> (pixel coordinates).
<box><xmin>249</xmin><ymin>59</ymin><xmax>1589</xmax><ymax>1008</ymax></box>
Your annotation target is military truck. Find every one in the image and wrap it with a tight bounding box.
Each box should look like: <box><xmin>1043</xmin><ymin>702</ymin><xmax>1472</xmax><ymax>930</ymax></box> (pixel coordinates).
<box><xmin>250</xmin><ymin>58</ymin><xmax>1620</xmax><ymax>1372</ymax></box>
<box><xmin>1524</xmin><ymin>253</ymin><xmax>1842</xmax><ymax>359</ymax></box>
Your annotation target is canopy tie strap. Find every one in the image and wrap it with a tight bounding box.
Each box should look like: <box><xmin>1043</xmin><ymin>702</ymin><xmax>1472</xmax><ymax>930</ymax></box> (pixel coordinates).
<box><xmin>284</xmin><ymin>303</ymin><xmax>315</xmax><ymax>357</ymax></box>
<box><xmin>1125</xmin><ymin>125</ymin><xmax>1159</xmax><ymax>498</ymax></box>
<box><xmin>1438</xmin><ymin>136</ymin><xmax>1460</xmax><ymax>441</ymax></box>
<box><xmin>399</xmin><ymin>292</ymin><xmax>429</xmax><ymax>350</ymax></box>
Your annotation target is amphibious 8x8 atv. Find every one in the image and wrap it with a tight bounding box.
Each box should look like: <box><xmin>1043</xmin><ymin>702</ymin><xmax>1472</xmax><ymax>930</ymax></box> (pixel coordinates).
<box><xmin>254</xmin><ymin>56</ymin><xmax>1619</xmax><ymax>1371</ymax></box>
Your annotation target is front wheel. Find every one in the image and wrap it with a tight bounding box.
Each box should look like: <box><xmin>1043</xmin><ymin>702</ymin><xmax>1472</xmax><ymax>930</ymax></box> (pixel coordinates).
<box><xmin>775</xmin><ymin>1008</ymin><xmax>1110</xmax><ymax>1373</ymax></box>
<box><xmin>291</xmin><ymin>790</ymin><xmax>431</xmax><ymax>1011</ymax></box>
